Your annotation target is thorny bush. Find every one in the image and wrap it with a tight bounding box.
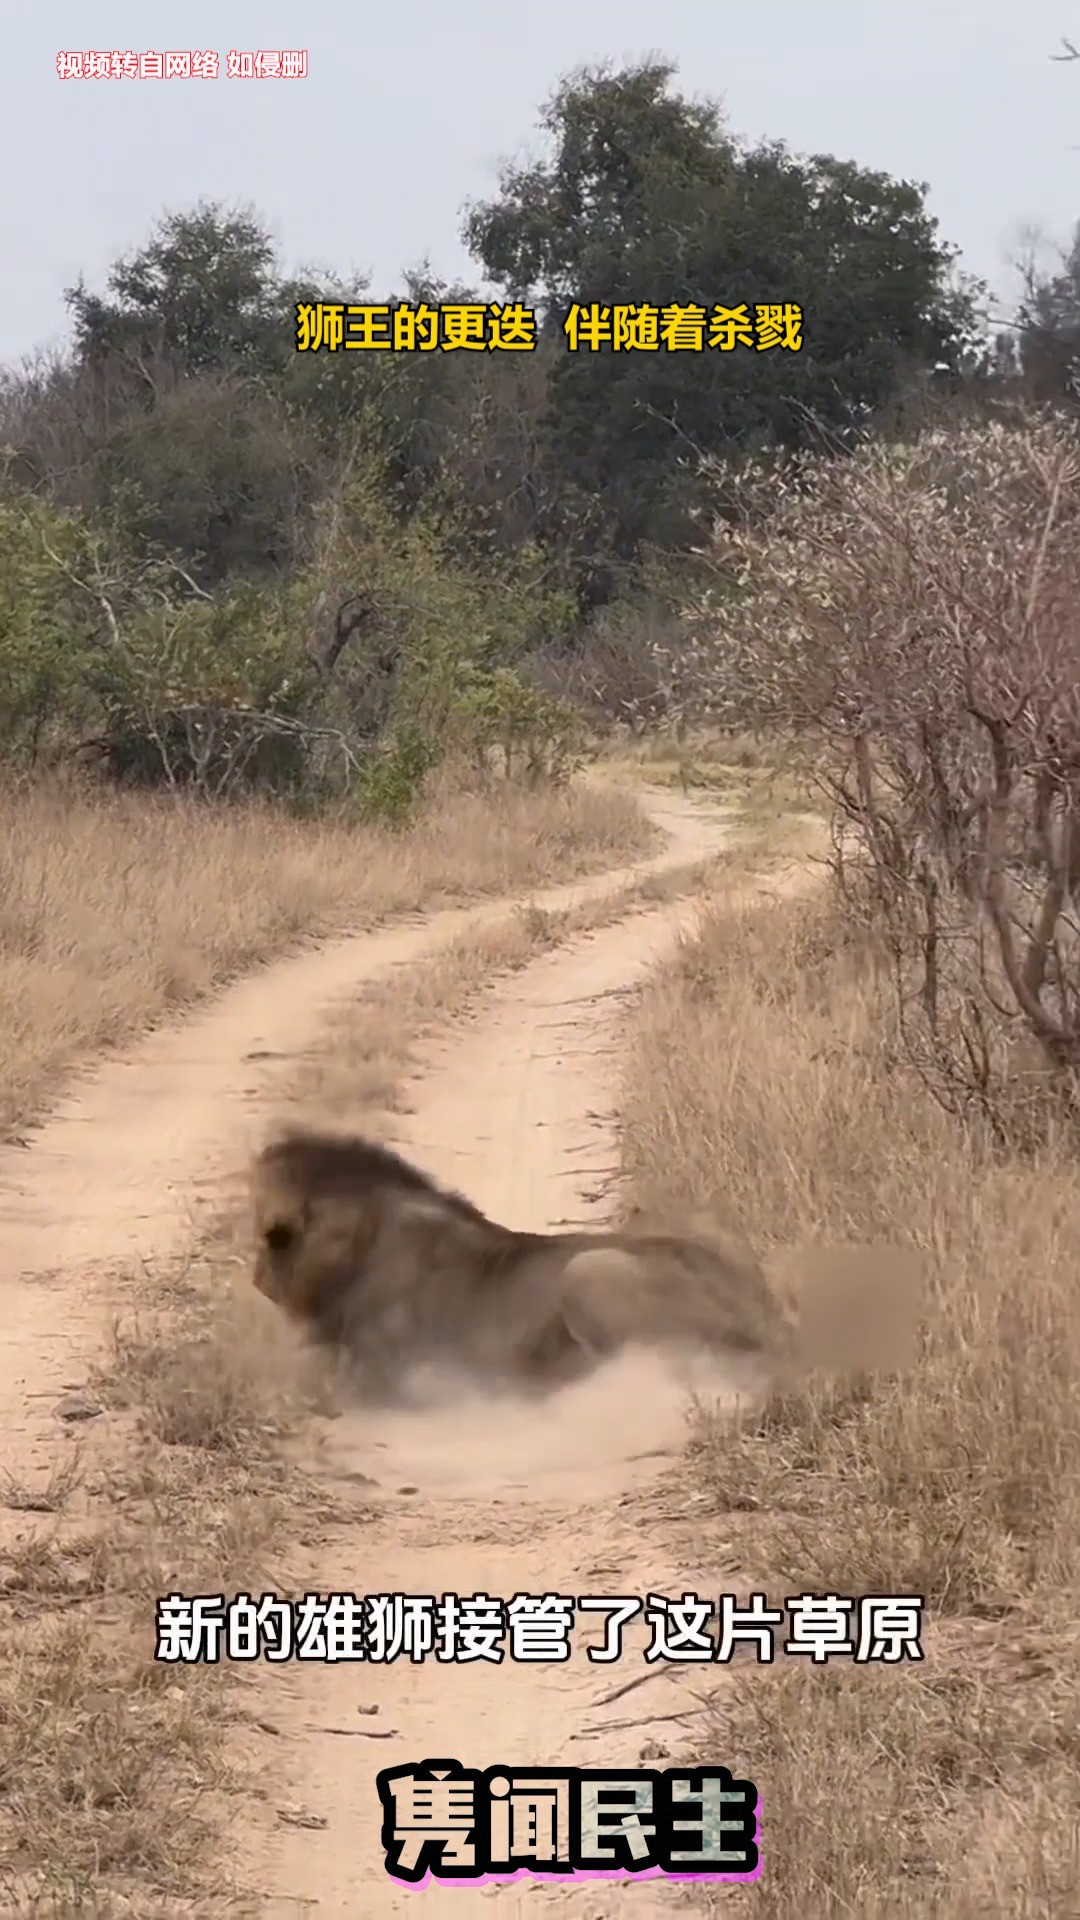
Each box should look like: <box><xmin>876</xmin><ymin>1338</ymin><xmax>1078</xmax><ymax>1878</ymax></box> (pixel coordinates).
<box><xmin>676</xmin><ymin>412</ymin><xmax>1080</xmax><ymax>1143</ymax></box>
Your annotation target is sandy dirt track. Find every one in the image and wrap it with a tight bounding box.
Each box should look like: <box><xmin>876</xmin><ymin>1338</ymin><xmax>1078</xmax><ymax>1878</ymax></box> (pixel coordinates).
<box><xmin>0</xmin><ymin>786</ymin><xmax>746</xmax><ymax>1915</ymax></box>
<box><xmin>240</xmin><ymin>802</ymin><xmax>755</xmax><ymax>1918</ymax></box>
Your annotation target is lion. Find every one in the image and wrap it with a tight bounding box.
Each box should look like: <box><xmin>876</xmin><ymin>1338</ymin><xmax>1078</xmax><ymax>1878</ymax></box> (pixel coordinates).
<box><xmin>248</xmin><ymin>1126</ymin><xmax>793</xmax><ymax>1402</ymax></box>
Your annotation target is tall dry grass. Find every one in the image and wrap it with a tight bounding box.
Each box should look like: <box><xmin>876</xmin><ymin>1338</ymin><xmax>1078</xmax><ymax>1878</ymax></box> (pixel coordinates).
<box><xmin>619</xmin><ymin>881</ymin><xmax>1080</xmax><ymax>1914</ymax></box>
<box><xmin>0</xmin><ymin>769</ymin><xmax>653</xmax><ymax>1138</ymax></box>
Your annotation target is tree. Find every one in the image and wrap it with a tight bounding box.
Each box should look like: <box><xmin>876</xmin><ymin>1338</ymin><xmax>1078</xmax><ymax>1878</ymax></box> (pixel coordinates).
<box><xmin>43</xmin><ymin>203</ymin><xmax>368</xmax><ymax>584</ymax></box>
<box><xmin>65</xmin><ymin>201</ymin><xmax>292</xmax><ymax>375</ymax></box>
<box><xmin>1014</xmin><ymin>223</ymin><xmax>1080</xmax><ymax>403</ymax></box>
<box><xmin>464</xmin><ymin>59</ymin><xmax>980</xmax><ymax>563</ymax></box>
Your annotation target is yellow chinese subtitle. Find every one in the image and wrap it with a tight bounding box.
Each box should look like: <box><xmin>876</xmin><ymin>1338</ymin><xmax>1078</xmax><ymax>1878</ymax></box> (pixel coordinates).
<box><xmin>294</xmin><ymin>302</ymin><xmax>539</xmax><ymax>352</ymax></box>
<box><xmin>294</xmin><ymin>300</ymin><xmax>803</xmax><ymax>353</ymax></box>
<box><xmin>561</xmin><ymin>302</ymin><xmax>804</xmax><ymax>352</ymax></box>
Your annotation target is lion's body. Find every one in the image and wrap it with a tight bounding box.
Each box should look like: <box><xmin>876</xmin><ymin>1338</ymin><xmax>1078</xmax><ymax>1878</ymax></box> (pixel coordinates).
<box><xmin>250</xmin><ymin>1128</ymin><xmax>790</xmax><ymax>1399</ymax></box>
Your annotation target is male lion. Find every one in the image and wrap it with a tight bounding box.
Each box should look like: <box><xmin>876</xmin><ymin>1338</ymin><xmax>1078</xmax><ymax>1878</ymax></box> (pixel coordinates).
<box><xmin>249</xmin><ymin>1127</ymin><xmax>792</xmax><ymax>1402</ymax></box>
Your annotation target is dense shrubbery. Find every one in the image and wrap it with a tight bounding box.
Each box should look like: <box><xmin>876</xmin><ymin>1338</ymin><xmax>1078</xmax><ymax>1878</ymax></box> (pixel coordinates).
<box><xmin>0</xmin><ymin>447</ymin><xmax>586</xmax><ymax>815</ymax></box>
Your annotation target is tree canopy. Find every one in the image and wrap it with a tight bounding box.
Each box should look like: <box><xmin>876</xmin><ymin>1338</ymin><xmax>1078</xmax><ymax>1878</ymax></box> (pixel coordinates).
<box><xmin>465</xmin><ymin>60</ymin><xmax>981</xmax><ymax>560</ymax></box>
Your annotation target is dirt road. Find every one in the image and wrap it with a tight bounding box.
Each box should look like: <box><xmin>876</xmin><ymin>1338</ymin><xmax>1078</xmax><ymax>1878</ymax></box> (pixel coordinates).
<box><xmin>0</xmin><ymin>785</ymin><xmax>747</xmax><ymax>1914</ymax></box>
<box><xmin>239</xmin><ymin>815</ymin><xmax>758</xmax><ymax>1917</ymax></box>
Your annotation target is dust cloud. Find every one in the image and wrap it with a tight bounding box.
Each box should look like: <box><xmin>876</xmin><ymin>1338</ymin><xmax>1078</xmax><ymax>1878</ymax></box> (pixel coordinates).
<box><xmin>312</xmin><ymin>1343</ymin><xmax>769</xmax><ymax>1503</ymax></box>
<box><xmin>287</xmin><ymin>1241</ymin><xmax>925</xmax><ymax>1504</ymax></box>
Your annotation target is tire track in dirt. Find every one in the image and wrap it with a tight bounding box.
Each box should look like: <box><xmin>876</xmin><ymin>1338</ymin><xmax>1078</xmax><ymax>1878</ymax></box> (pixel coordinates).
<box><xmin>239</xmin><ymin>817</ymin><xmax>771</xmax><ymax>1917</ymax></box>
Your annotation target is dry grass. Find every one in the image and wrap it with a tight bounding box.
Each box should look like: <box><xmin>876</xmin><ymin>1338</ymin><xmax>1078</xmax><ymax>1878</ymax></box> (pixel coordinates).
<box><xmin>0</xmin><ymin>1249</ymin><xmax>332</xmax><ymax>1916</ymax></box>
<box><xmin>0</xmin><ymin>767</ymin><xmax>654</xmax><ymax>1141</ymax></box>
<box><xmin>599</xmin><ymin>724</ymin><xmax>824</xmax><ymax>823</ymax></box>
<box><xmin>618</xmin><ymin>869</ymin><xmax>1080</xmax><ymax>1913</ymax></box>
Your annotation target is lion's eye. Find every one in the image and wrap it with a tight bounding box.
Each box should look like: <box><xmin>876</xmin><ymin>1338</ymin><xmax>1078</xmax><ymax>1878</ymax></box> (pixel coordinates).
<box><xmin>265</xmin><ymin>1222</ymin><xmax>295</xmax><ymax>1253</ymax></box>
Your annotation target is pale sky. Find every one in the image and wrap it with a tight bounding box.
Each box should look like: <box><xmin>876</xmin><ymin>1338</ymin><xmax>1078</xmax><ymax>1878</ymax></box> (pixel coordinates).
<box><xmin>2</xmin><ymin>0</ymin><xmax>1078</xmax><ymax>368</ymax></box>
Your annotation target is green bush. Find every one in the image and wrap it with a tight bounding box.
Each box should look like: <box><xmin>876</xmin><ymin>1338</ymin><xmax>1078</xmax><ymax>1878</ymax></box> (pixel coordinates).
<box><xmin>0</xmin><ymin>445</ymin><xmax>584</xmax><ymax>808</ymax></box>
<box><xmin>352</xmin><ymin>724</ymin><xmax>435</xmax><ymax>827</ymax></box>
